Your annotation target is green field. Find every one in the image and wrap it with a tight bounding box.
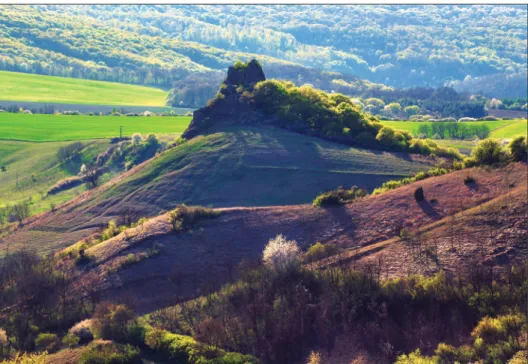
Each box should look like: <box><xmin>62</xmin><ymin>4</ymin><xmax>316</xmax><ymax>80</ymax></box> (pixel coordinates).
<box><xmin>0</xmin><ymin>113</ymin><xmax>192</xmax><ymax>141</ymax></box>
<box><xmin>0</xmin><ymin>71</ymin><xmax>169</xmax><ymax>106</ymax></box>
<box><xmin>489</xmin><ymin>119</ymin><xmax>528</xmax><ymax>139</ymax></box>
<box><xmin>0</xmin><ymin>140</ymin><xmax>109</xmax><ymax>212</ymax></box>
<box><xmin>381</xmin><ymin>119</ymin><xmax>526</xmax><ymax>140</ymax></box>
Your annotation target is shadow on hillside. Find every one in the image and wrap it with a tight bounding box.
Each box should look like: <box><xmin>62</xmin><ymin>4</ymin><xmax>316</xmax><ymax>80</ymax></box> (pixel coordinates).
<box><xmin>418</xmin><ymin>200</ymin><xmax>440</xmax><ymax>219</ymax></box>
<box><xmin>323</xmin><ymin>205</ymin><xmax>358</xmax><ymax>245</ymax></box>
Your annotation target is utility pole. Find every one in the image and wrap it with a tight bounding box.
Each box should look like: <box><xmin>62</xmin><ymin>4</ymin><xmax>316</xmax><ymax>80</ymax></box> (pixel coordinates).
<box><xmin>120</xmin><ymin>126</ymin><xmax>123</xmax><ymax>139</ymax></box>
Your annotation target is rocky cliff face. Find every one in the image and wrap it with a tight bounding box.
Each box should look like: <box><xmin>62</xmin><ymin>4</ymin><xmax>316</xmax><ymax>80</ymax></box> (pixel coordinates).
<box><xmin>182</xmin><ymin>60</ymin><xmax>270</xmax><ymax>139</ymax></box>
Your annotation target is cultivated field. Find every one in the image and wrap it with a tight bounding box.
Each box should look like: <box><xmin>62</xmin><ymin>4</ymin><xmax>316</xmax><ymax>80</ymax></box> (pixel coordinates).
<box><xmin>0</xmin><ymin>71</ymin><xmax>169</xmax><ymax>106</ymax></box>
<box><xmin>0</xmin><ymin>113</ymin><xmax>192</xmax><ymax>141</ymax></box>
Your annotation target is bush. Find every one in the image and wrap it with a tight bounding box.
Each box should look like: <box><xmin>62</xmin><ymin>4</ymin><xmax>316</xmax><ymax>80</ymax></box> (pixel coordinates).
<box><xmin>101</xmin><ymin>220</ymin><xmax>123</xmax><ymax>241</ymax></box>
<box><xmin>67</xmin><ymin>319</ymin><xmax>105</xmax><ymax>344</ymax></box>
<box><xmin>57</xmin><ymin>141</ymin><xmax>84</xmax><ymax>163</ymax></box>
<box><xmin>35</xmin><ymin>333</ymin><xmax>60</xmax><ymax>353</ymax></box>
<box><xmin>131</xmin><ymin>133</ymin><xmax>143</xmax><ymax>145</ymax></box>
<box><xmin>168</xmin><ymin>205</ymin><xmax>218</xmax><ymax>232</ymax></box>
<box><xmin>414</xmin><ymin>187</ymin><xmax>425</xmax><ymax>202</ymax></box>
<box><xmin>91</xmin><ymin>303</ymin><xmax>136</xmax><ymax>342</ymax></box>
<box><xmin>79</xmin><ymin>342</ymin><xmax>141</xmax><ymax>364</ymax></box>
<box><xmin>304</xmin><ymin>242</ymin><xmax>338</xmax><ymax>263</ymax></box>
<box><xmin>62</xmin><ymin>333</ymin><xmax>79</xmax><ymax>348</ymax></box>
<box><xmin>508</xmin><ymin>136</ymin><xmax>527</xmax><ymax>162</ymax></box>
<box><xmin>262</xmin><ymin>234</ymin><xmax>301</xmax><ymax>272</ymax></box>
<box><xmin>2</xmin><ymin>352</ymin><xmax>48</xmax><ymax>363</ymax></box>
<box><xmin>313</xmin><ymin>186</ymin><xmax>366</xmax><ymax>207</ymax></box>
<box><xmin>470</xmin><ymin>138</ymin><xmax>507</xmax><ymax>166</ymax></box>
<box><xmin>479</xmin><ymin>116</ymin><xmax>498</xmax><ymax>121</ymax></box>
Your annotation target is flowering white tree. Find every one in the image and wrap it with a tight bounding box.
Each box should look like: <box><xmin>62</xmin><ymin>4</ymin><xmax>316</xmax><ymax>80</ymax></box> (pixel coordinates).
<box><xmin>79</xmin><ymin>164</ymin><xmax>87</xmax><ymax>176</ymax></box>
<box><xmin>262</xmin><ymin>234</ymin><xmax>301</xmax><ymax>272</ymax></box>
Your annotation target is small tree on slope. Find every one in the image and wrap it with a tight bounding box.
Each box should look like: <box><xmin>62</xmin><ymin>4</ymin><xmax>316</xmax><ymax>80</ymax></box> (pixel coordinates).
<box><xmin>262</xmin><ymin>234</ymin><xmax>301</xmax><ymax>273</ymax></box>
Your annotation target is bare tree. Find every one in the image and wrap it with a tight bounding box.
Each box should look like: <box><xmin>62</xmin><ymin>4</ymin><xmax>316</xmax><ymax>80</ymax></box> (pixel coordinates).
<box><xmin>83</xmin><ymin>164</ymin><xmax>102</xmax><ymax>189</ymax></box>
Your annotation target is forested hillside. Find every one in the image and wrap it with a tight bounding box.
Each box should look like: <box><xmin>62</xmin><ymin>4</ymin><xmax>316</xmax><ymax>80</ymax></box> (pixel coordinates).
<box><xmin>1</xmin><ymin>4</ymin><xmax>526</xmax><ymax>101</ymax></box>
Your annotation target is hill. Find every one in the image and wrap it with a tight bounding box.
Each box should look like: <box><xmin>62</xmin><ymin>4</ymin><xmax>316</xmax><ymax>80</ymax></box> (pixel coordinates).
<box><xmin>2</xmin><ymin>60</ymin><xmax>460</xmax><ymax>253</ymax></box>
<box><xmin>0</xmin><ymin>113</ymin><xmax>191</xmax><ymax>142</ymax></box>
<box><xmin>50</xmin><ymin>163</ymin><xmax>528</xmax><ymax>311</ymax></box>
<box><xmin>3</xmin><ymin>126</ymin><xmax>438</xmax><ymax>255</ymax></box>
<box><xmin>1</xmin><ymin>5</ymin><xmax>526</xmax><ymax>96</ymax></box>
<box><xmin>0</xmin><ymin>71</ymin><xmax>168</xmax><ymax>106</ymax></box>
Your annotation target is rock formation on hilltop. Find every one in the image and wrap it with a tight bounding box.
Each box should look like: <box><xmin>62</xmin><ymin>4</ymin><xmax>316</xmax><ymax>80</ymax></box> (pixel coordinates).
<box><xmin>182</xmin><ymin>59</ymin><xmax>271</xmax><ymax>139</ymax></box>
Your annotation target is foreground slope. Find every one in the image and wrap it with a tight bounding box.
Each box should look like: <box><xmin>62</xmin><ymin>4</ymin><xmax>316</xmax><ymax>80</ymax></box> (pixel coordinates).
<box><xmin>60</xmin><ymin>163</ymin><xmax>525</xmax><ymax>311</ymax></box>
<box><xmin>4</xmin><ymin>125</ymin><xmax>436</xmax><ymax>254</ymax></box>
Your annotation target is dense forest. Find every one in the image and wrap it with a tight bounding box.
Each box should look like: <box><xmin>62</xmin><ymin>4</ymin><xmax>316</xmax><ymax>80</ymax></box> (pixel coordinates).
<box><xmin>0</xmin><ymin>5</ymin><xmax>526</xmax><ymax>102</ymax></box>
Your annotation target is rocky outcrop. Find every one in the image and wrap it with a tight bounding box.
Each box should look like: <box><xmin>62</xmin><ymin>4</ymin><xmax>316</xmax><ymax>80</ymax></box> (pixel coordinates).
<box><xmin>182</xmin><ymin>60</ymin><xmax>272</xmax><ymax>139</ymax></box>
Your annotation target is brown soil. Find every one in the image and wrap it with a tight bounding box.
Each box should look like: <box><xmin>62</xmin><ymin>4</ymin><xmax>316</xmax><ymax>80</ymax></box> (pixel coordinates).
<box><xmin>60</xmin><ymin>163</ymin><xmax>526</xmax><ymax>312</ymax></box>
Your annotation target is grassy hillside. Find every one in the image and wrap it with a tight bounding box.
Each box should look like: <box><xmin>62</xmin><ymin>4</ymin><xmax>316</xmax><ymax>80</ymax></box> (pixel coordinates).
<box><xmin>4</xmin><ymin>126</ymin><xmax>439</xmax><ymax>254</ymax></box>
<box><xmin>56</xmin><ymin>163</ymin><xmax>526</xmax><ymax>310</ymax></box>
<box><xmin>0</xmin><ymin>71</ymin><xmax>169</xmax><ymax>106</ymax></box>
<box><xmin>0</xmin><ymin>113</ymin><xmax>191</xmax><ymax>141</ymax></box>
<box><xmin>96</xmin><ymin>126</ymin><xmax>436</xmax><ymax>208</ymax></box>
<box><xmin>0</xmin><ymin>139</ymin><xmax>109</xmax><ymax>213</ymax></box>
<box><xmin>489</xmin><ymin>118</ymin><xmax>528</xmax><ymax>139</ymax></box>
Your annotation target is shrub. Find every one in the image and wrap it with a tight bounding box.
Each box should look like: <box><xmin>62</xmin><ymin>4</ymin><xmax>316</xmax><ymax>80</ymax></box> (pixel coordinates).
<box><xmin>395</xmin><ymin>349</ymin><xmax>436</xmax><ymax>364</ymax></box>
<box><xmin>313</xmin><ymin>186</ymin><xmax>366</xmax><ymax>207</ymax></box>
<box><xmin>79</xmin><ymin>342</ymin><xmax>141</xmax><ymax>364</ymax></box>
<box><xmin>62</xmin><ymin>333</ymin><xmax>79</xmax><ymax>348</ymax></box>
<box><xmin>479</xmin><ymin>116</ymin><xmax>498</xmax><ymax>121</ymax></box>
<box><xmin>144</xmin><ymin>328</ymin><xmax>195</xmax><ymax>362</ymax></box>
<box><xmin>100</xmin><ymin>220</ymin><xmax>124</xmax><ymax>241</ymax></box>
<box><xmin>11</xmin><ymin>201</ymin><xmax>30</xmax><ymax>224</ymax></box>
<box><xmin>2</xmin><ymin>352</ymin><xmax>48</xmax><ymax>363</ymax></box>
<box><xmin>168</xmin><ymin>205</ymin><xmax>218</xmax><ymax>232</ymax></box>
<box><xmin>458</xmin><ymin>117</ymin><xmax>477</xmax><ymax>122</ymax></box>
<box><xmin>508</xmin><ymin>136</ymin><xmax>527</xmax><ymax>162</ymax></box>
<box><xmin>262</xmin><ymin>234</ymin><xmax>301</xmax><ymax>272</ymax></box>
<box><xmin>131</xmin><ymin>133</ymin><xmax>143</xmax><ymax>145</ymax></box>
<box><xmin>35</xmin><ymin>333</ymin><xmax>60</xmax><ymax>353</ymax></box>
<box><xmin>471</xmin><ymin>314</ymin><xmax>526</xmax><ymax>362</ymax></box>
<box><xmin>57</xmin><ymin>141</ymin><xmax>84</xmax><ymax>163</ymax></box>
<box><xmin>304</xmin><ymin>242</ymin><xmax>338</xmax><ymax>263</ymax></box>
<box><xmin>91</xmin><ymin>303</ymin><xmax>136</xmax><ymax>342</ymax></box>
<box><xmin>470</xmin><ymin>138</ymin><xmax>507</xmax><ymax>166</ymax></box>
<box><xmin>414</xmin><ymin>187</ymin><xmax>425</xmax><ymax>202</ymax></box>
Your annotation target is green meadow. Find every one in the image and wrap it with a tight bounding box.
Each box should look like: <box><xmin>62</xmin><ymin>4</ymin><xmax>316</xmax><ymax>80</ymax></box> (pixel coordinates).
<box><xmin>378</xmin><ymin>119</ymin><xmax>526</xmax><ymax>154</ymax></box>
<box><xmin>0</xmin><ymin>113</ymin><xmax>192</xmax><ymax>141</ymax></box>
<box><xmin>381</xmin><ymin>119</ymin><xmax>526</xmax><ymax>139</ymax></box>
<box><xmin>0</xmin><ymin>139</ymin><xmax>109</xmax><ymax>212</ymax></box>
<box><xmin>0</xmin><ymin>71</ymin><xmax>169</xmax><ymax>106</ymax></box>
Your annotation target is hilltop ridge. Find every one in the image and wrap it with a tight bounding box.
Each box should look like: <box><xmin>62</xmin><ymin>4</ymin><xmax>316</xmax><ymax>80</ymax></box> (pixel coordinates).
<box><xmin>183</xmin><ymin>60</ymin><xmax>270</xmax><ymax>139</ymax></box>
